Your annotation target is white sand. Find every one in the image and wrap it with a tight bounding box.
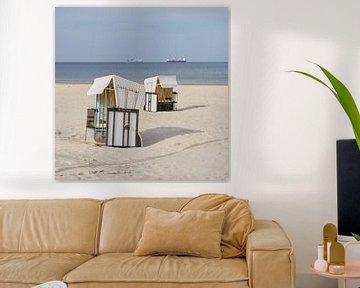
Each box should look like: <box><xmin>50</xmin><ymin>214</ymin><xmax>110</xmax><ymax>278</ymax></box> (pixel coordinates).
<box><xmin>55</xmin><ymin>83</ymin><xmax>229</xmax><ymax>181</ymax></box>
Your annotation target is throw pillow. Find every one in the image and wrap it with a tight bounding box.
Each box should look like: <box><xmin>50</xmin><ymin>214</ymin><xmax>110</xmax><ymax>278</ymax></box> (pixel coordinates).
<box><xmin>181</xmin><ymin>193</ymin><xmax>254</xmax><ymax>258</ymax></box>
<box><xmin>134</xmin><ymin>207</ymin><xmax>225</xmax><ymax>258</ymax></box>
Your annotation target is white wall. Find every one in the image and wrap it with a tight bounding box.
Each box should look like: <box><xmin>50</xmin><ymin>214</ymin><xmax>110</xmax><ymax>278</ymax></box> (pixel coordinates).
<box><xmin>1</xmin><ymin>0</ymin><xmax>359</xmax><ymax>287</ymax></box>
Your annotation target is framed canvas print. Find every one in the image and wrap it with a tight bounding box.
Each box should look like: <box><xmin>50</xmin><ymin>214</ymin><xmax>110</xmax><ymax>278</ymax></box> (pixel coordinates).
<box><xmin>55</xmin><ymin>7</ymin><xmax>229</xmax><ymax>181</ymax></box>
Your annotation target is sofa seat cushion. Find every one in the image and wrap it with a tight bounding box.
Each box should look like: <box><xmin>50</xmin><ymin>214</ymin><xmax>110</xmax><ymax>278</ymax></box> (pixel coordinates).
<box><xmin>0</xmin><ymin>253</ymin><xmax>93</xmax><ymax>285</ymax></box>
<box><xmin>64</xmin><ymin>253</ymin><xmax>248</xmax><ymax>285</ymax></box>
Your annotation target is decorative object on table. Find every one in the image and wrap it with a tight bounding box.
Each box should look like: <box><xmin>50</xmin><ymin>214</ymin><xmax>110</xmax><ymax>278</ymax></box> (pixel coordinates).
<box><xmin>318</xmin><ymin>223</ymin><xmax>346</xmax><ymax>275</ymax></box>
<box><xmin>328</xmin><ymin>264</ymin><xmax>345</xmax><ymax>275</ymax></box>
<box><xmin>312</xmin><ymin>239</ymin><xmax>360</xmax><ymax>288</ymax></box>
<box><xmin>314</xmin><ymin>244</ymin><xmax>328</xmax><ymax>272</ymax></box>
<box><xmin>32</xmin><ymin>281</ymin><xmax>67</xmax><ymax>288</ymax></box>
<box><xmin>289</xmin><ymin>62</ymin><xmax>360</xmax><ymax>150</ymax></box>
<box><xmin>329</xmin><ymin>242</ymin><xmax>345</xmax><ymax>275</ymax></box>
<box><xmin>323</xmin><ymin>223</ymin><xmax>337</xmax><ymax>262</ymax></box>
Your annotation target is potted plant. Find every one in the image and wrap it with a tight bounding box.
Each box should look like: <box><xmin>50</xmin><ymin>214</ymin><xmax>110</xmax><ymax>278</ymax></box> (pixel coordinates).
<box><xmin>290</xmin><ymin>63</ymin><xmax>360</xmax><ymax>240</ymax></box>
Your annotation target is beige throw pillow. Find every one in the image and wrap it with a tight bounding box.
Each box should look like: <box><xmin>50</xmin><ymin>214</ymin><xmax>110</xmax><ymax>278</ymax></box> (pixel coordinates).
<box><xmin>134</xmin><ymin>207</ymin><xmax>225</xmax><ymax>258</ymax></box>
<box><xmin>181</xmin><ymin>194</ymin><xmax>255</xmax><ymax>258</ymax></box>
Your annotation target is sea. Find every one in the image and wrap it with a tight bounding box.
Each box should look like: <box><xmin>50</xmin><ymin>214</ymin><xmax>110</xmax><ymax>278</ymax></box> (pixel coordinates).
<box><xmin>55</xmin><ymin>62</ymin><xmax>228</xmax><ymax>85</ymax></box>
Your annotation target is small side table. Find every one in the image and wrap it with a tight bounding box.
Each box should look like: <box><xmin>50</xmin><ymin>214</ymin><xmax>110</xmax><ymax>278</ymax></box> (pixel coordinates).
<box><xmin>311</xmin><ymin>242</ymin><xmax>360</xmax><ymax>288</ymax></box>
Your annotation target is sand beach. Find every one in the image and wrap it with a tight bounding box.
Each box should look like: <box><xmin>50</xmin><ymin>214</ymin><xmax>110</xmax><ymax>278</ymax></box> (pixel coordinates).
<box><xmin>55</xmin><ymin>83</ymin><xmax>229</xmax><ymax>181</ymax></box>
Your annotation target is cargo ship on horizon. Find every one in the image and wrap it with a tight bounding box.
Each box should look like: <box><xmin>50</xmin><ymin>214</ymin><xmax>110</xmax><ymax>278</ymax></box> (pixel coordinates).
<box><xmin>127</xmin><ymin>58</ymin><xmax>143</xmax><ymax>63</ymax></box>
<box><xmin>166</xmin><ymin>57</ymin><xmax>186</xmax><ymax>63</ymax></box>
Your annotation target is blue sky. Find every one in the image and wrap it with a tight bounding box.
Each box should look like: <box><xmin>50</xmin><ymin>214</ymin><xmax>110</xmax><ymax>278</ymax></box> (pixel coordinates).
<box><xmin>55</xmin><ymin>7</ymin><xmax>228</xmax><ymax>62</ymax></box>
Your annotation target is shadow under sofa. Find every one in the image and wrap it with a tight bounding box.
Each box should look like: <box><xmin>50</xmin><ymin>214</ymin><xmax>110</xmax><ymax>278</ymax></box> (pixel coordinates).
<box><xmin>0</xmin><ymin>197</ymin><xmax>295</xmax><ymax>288</ymax></box>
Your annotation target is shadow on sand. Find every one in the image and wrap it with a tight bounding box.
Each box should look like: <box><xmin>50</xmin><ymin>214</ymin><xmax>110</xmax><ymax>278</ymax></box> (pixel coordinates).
<box><xmin>141</xmin><ymin>127</ymin><xmax>202</xmax><ymax>147</ymax></box>
<box><xmin>178</xmin><ymin>105</ymin><xmax>207</xmax><ymax>111</ymax></box>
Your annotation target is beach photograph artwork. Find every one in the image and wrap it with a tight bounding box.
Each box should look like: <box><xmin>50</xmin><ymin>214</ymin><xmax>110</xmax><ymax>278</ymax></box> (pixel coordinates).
<box><xmin>55</xmin><ymin>7</ymin><xmax>229</xmax><ymax>181</ymax></box>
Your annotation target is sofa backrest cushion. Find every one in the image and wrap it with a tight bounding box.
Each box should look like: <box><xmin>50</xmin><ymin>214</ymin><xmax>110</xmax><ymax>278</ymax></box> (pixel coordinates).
<box><xmin>0</xmin><ymin>199</ymin><xmax>102</xmax><ymax>254</ymax></box>
<box><xmin>99</xmin><ymin>198</ymin><xmax>189</xmax><ymax>253</ymax></box>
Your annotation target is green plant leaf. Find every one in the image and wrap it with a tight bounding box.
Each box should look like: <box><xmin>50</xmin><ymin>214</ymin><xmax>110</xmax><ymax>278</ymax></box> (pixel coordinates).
<box><xmin>289</xmin><ymin>64</ymin><xmax>360</xmax><ymax>150</ymax></box>
<box><xmin>288</xmin><ymin>70</ymin><xmax>337</xmax><ymax>98</ymax></box>
<box><xmin>351</xmin><ymin>232</ymin><xmax>360</xmax><ymax>241</ymax></box>
<box><xmin>316</xmin><ymin>64</ymin><xmax>360</xmax><ymax>150</ymax></box>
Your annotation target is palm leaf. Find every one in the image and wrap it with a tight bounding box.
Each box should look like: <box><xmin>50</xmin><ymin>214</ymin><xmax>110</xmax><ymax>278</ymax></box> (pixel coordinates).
<box><xmin>289</xmin><ymin>64</ymin><xmax>360</xmax><ymax>150</ymax></box>
<box><xmin>288</xmin><ymin>70</ymin><xmax>337</xmax><ymax>98</ymax></box>
<box><xmin>316</xmin><ymin>64</ymin><xmax>360</xmax><ymax>148</ymax></box>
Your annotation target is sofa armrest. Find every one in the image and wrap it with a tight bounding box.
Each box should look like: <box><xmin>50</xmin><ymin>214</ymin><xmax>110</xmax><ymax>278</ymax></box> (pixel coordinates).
<box><xmin>246</xmin><ymin>220</ymin><xmax>295</xmax><ymax>288</ymax></box>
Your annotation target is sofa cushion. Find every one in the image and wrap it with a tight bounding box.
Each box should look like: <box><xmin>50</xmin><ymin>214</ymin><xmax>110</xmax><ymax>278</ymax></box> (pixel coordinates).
<box><xmin>181</xmin><ymin>194</ymin><xmax>254</xmax><ymax>258</ymax></box>
<box><xmin>99</xmin><ymin>198</ymin><xmax>190</xmax><ymax>253</ymax></box>
<box><xmin>0</xmin><ymin>284</ymin><xmax>33</xmax><ymax>288</ymax></box>
<box><xmin>0</xmin><ymin>199</ymin><xmax>102</xmax><ymax>254</ymax></box>
<box><xmin>67</xmin><ymin>282</ymin><xmax>249</xmax><ymax>288</ymax></box>
<box><xmin>64</xmin><ymin>253</ymin><xmax>248</xmax><ymax>284</ymax></box>
<box><xmin>134</xmin><ymin>207</ymin><xmax>225</xmax><ymax>258</ymax></box>
<box><xmin>0</xmin><ymin>253</ymin><xmax>93</xmax><ymax>285</ymax></box>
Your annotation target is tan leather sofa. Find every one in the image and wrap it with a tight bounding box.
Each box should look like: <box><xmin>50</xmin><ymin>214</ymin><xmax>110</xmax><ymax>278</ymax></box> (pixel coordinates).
<box><xmin>0</xmin><ymin>198</ymin><xmax>295</xmax><ymax>288</ymax></box>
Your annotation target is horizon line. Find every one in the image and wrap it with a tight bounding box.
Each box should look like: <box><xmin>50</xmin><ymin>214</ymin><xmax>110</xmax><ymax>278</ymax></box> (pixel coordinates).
<box><xmin>55</xmin><ymin>61</ymin><xmax>228</xmax><ymax>64</ymax></box>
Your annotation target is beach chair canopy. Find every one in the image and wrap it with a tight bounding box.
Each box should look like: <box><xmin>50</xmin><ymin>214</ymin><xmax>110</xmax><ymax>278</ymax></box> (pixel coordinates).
<box><xmin>144</xmin><ymin>75</ymin><xmax>178</xmax><ymax>93</ymax></box>
<box><xmin>87</xmin><ymin>75</ymin><xmax>145</xmax><ymax>110</ymax></box>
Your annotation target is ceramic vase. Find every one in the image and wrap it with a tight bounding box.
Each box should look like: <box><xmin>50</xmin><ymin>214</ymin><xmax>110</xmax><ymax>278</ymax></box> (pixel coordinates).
<box><xmin>314</xmin><ymin>244</ymin><xmax>328</xmax><ymax>272</ymax></box>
